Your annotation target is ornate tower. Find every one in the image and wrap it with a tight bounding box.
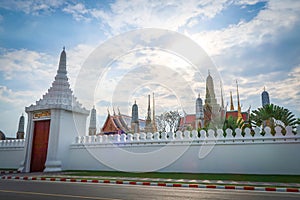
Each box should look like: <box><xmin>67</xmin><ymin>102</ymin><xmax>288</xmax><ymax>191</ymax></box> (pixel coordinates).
<box><xmin>88</xmin><ymin>106</ymin><xmax>97</xmax><ymax>135</ymax></box>
<box><xmin>262</xmin><ymin>87</ymin><xmax>270</xmax><ymax>107</ymax></box>
<box><xmin>131</xmin><ymin>100</ymin><xmax>140</xmax><ymax>133</ymax></box>
<box><xmin>16</xmin><ymin>114</ymin><xmax>25</xmax><ymax>139</ymax></box>
<box><xmin>204</xmin><ymin>72</ymin><xmax>220</xmax><ymax>127</ymax></box>
<box><xmin>145</xmin><ymin>94</ymin><xmax>153</xmax><ymax>133</ymax></box>
<box><xmin>205</xmin><ymin>72</ymin><xmax>217</xmax><ymax>106</ymax></box>
<box><xmin>195</xmin><ymin>94</ymin><xmax>204</xmax><ymax>129</ymax></box>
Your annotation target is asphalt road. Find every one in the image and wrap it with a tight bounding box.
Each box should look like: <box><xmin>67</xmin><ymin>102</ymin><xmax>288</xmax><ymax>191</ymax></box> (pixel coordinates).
<box><xmin>0</xmin><ymin>179</ymin><xmax>299</xmax><ymax>200</ymax></box>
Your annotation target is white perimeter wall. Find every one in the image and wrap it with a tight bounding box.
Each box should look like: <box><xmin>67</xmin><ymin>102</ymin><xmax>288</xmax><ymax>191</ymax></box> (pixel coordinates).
<box><xmin>67</xmin><ymin>127</ymin><xmax>300</xmax><ymax>174</ymax></box>
<box><xmin>1</xmin><ymin>126</ymin><xmax>300</xmax><ymax>174</ymax></box>
<box><xmin>0</xmin><ymin>139</ymin><xmax>25</xmax><ymax>169</ymax></box>
<box><xmin>67</xmin><ymin>139</ymin><xmax>300</xmax><ymax>175</ymax></box>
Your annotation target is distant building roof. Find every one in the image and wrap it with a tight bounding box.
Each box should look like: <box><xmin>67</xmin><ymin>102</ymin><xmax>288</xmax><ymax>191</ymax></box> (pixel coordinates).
<box><xmin>0</xmin><ymin>130</ymin><xmax>6</xmax><ymax>140</ymax></box>
<box><xmin>100</xmin><ymin>113</ymin><xmax>146</xmax><ymax>135</ymax></box>
<box><xmin>178</xmin><ymin>114</ymin><xmax>196</xmax><ymax>130</ymax></box>
<box><xmin>225</xmin><ymin>110</ymin><xmax>249</xmax><ymax>121</ymax></box>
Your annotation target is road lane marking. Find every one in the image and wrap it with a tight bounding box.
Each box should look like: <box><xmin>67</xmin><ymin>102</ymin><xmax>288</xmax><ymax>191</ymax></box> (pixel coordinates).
<box><xmin>0</xmin><ymin>189</ymin><xmax>120</xmax><ymax>200</ymax></box>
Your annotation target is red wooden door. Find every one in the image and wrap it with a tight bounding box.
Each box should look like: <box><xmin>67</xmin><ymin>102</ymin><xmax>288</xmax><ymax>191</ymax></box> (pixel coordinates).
<box><xmin>30</xmin><ymin>120</ymin><xmax>50</xmax><ymax>172</ymax></box>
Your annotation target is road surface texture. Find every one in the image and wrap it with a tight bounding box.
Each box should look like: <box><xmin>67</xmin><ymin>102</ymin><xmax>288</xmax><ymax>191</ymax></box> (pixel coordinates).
<box><xmin>0</xmin><ymin>179</ymin><xmax>299</xmax><ymax>200</ymax></box>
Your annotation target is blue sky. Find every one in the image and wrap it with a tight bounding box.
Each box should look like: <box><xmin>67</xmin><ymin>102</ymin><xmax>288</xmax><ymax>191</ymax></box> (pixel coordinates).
<box><xmin>0</xmin><ymin>0</ymin><xmax>299</xmax><ymax>137</ymax></box>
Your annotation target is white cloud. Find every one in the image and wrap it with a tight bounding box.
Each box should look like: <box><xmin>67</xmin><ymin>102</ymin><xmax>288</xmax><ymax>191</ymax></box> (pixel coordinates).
<box><xmin>269</xmin><ymin>66</ymin><xmax>300</xmax><ymax>114</ymax></box>
<box><xmin>234</xmin><ymin>0</ymin><xmax>264</xmax><ymax>5</ymax></box>
<box><xmin>0</xmin><ymin>49</ymin><xmax>56</xmax><ymax>135</ymax></box>
<box><xmin>0</xmin><ymin>85</ymin><xmax>39</xmax><ymax>138</ymax></box>
<box><xmin>0</xmin><ymin>0</ymin><xmax>64</xmax><ymax>15</ymax></box>
<box><xmin>62</xmin><ymin>3</ymin><xmax>90</xmax><ymax>22</ymax></box>
<box><xmin>88</xmin><ymin>0</ymin><xmax>229</xmax><ymax>34</ymax></box>
<box><xmin>0</xmin><ymin>48</ymin><xmax>55</xmax><ymax>81</ymax></box>
<box><xmin>65</xmin><ymin>44</ymin><xmax>96</xmax><ymax>88</ymax></box>
<box><xmin>188</xmin><ymin>0</ymin><xmax>300</xmax><ymax>55</ymax></box>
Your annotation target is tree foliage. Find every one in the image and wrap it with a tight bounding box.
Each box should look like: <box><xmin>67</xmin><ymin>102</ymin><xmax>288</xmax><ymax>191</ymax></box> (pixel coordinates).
<box><xmin>156</xmin><ymin>111</ymin><xmax>180</xmax><ymax>132</ymax></box>
<box><xmin>156</xmin><ymin>114</ymin><xmax>167</xmax><ymax>133</ymax></box>
<box><xmin>223</xmin><ymin>116</ymin><xmax>244</xmax><ymax>131</ymax></box>
<box><xmin>250</xmin><ymin>104</ymin><xmax>298</xmax><ymax>128</ymax></box>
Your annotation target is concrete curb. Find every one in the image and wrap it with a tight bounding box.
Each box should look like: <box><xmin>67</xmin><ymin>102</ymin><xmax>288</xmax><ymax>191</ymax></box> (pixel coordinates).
<box><xmin>1</xmin><ymin>175</ymin><xmax>300</xmax><ymax>193</ymax></box>
<box><xmin>0</xmin><ymin>170</ymin><xmax>20</xmax><ymax>174</ymax></box>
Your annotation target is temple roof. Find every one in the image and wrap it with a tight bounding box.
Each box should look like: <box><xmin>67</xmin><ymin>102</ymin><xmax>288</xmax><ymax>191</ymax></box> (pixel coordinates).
<box><xmin>179</xmin><ymin>114</ymin><xmax>196</xmax><ymax>127</ymax></box>
<box><xmin>101</xmin><ymin>112</ymin><xmax>146</xmax><ymax>134</ymax></box>
<box><xmin>225</xmin><ymin>110</ymin><xmax>248</xmax><ymax>121</ymax></box>
<box><xmin>0</xmin><ymin>130</ymin><xmax>6</xmax><ymax>140</ymax></box>
<box><xmin>26</xmin><ymin>48</ymin><xmax>89</xmax><ymax>115</ymax></box>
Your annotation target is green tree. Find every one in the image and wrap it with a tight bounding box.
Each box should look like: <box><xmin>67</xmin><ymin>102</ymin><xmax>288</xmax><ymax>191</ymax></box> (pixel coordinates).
<box><xmin>250</xmin><ymin>104</ymin><xmax>298</xmax><ymax>135</ymax></box>
<box><xmin>165</xmin><ymin>110</ymin><xmax>181</xmax><ymax>132</ymax></box>
<box><xmin>223</xmin><ymin>116</ymin><xmax>244</xmax><ymax>129</ymax></box>
<box><xmin>222</xmin><ymin>116</ymin><xmax>245</xmax><ymax>137</ymax></box>
<box><xmin>156</xmin><ymin>111</ymin><xmax>180</xmax><ymax>132</ymax></box>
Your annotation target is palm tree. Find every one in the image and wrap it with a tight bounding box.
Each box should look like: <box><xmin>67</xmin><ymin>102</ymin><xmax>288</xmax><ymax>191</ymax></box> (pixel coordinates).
<box><xmin>223</xmin><ymin>116</ymin><xmax>244</xmax><ymax>130</ymax></box>
<box><xmin>250</xmin><ymin>104</ymin><xmax>298</xmax><ymax>135</ymax></box>
<box><xmin>222</xmin><ymin>116</ymin><xmax>245</xmax><ymax>137</ymax></box>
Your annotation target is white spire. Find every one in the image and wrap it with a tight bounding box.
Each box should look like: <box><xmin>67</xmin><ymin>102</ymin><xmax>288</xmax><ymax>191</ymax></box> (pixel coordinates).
<box><xmin>16</xmin><ymin>114</ymin><xmax>25</xmax><ymax>139</ymax></box>
<box><xmin>89</xmin><ymin>106</ymin><xmax>97</xmax><ymax>135</ymax></box>
<box><xmin>57</xmin><ymin>47</ymin><xmax>67</xmax><ymax>75</ymax></box>
<box><xmin>25</xmin><ymin>48</ymin><xmax>89</xmax><ymax>115</ymax></box>
<box><xmin>152</xmin><ymin>92</ymin><xmax>157</xmax><ymax>132</ymax></box>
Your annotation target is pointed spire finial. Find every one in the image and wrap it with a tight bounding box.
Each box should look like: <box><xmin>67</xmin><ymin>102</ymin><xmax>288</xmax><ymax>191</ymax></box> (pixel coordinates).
<box><xmin>146</xmin><ymin>94</ymin><xmax>151</xmax><ymax>121</ymax></box>
<box><xmin>236</xmin><ymin>80</ymin><xmax>240</xmax><ymax>107</ymax></box>
<box><xmin>208</xmin><ymin>69</ymin><xmax>210</xmax><ymax>76</ymax></box>
<box><xmin>220</xmin><ymin>81</ymin><xmax>224</xmax><ymax>108</ymax></box>
<box><xmin>230</xmin><ymin>91</ymin><xmax>234</xmax><ymax>111</ymax></box>
<box><xmin>236</xmin><ymin>80</ymin><xmax>243</xmax><ymax>120</ymax></box>
<box><xmin>148</xmin><ymin>94</ymin><xmax>150</xmax><ymax>110</ymax></box>
<box><xmin>107</xmin><ymin>107</ymin><xmax>110</xmax><ymax>115</ymax></box>
<box><xmin>236</xmin><ymin>80</ymin><xmax>240</xmax><ymax>103</ymax></box>
<box><xmin>63</xmin><ymin>46</ymin><xmax>65</xmax><ymax>51</ymax></box>
<box><xmin>113</xmin><ymin>107</ymin><xmax>116</xmax><ymax>116</ymax></box>
<box><xmin>152</xmin><ymin>92</ymin><xmax>157</xmax><ymax>132</ymax></box>
<box><xmin>58</xmin><ymin>47</ymin><xmax>67</xmax><ymax>74</ymax></box>
<box><xmin>118</xmin><ymin>107</ymin><xmax>121</xmax><ymax>115</ymax></box>
<box><xmin>264</xmin><ymin>86</ymin><xmax>266</xmax><ymax>91</ymax></box>
<box><xmin>198</xmin><ymin>93</ymin><xmax>200</xmax><ymax>98</ymax></box>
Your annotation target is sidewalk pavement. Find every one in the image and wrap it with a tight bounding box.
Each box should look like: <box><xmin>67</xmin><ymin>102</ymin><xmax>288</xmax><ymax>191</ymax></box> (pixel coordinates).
<box><xmin>1</xmin><ymin>171</ymin><xmax>300</xmax><ymax>193</ymax></box>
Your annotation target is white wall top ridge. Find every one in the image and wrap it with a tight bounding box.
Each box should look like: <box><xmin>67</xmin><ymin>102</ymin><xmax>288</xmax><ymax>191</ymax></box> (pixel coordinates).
<box><xmin>72</xmin><ymin>126</ymin><xmax>300</xmax><ymax>147</ymax></box>
<box><xmin>0</xmin><ymin>139</ymin><xmax>25</xmax><ymax>148</ymax></box>
<box><xmin>25</xmin><ymin>49</ymin><xmax>89</xmax><ymax>115</ymax></box>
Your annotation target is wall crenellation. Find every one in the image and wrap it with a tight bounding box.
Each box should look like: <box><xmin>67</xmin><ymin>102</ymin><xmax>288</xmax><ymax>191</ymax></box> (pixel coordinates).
<box><xmin>0</xmin><ymin>139</ymin><xmax>25</xmax><ymax>148</ymax></box>
<box><xmin>72</xmin><ymin>126</ymin><xmax>299</xmax><ymax>146</ymax></box>
<box><xmin>1</xmin><ymin>126</ymin><xmax>298</xmax><ymax>148</ymax></box>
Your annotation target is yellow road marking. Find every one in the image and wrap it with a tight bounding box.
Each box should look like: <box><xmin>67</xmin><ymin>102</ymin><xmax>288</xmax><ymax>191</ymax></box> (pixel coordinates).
<box><xmin>0</xmin><ymin>189</ymin><xmax>120</xmax><ymax>200</ymax></box>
